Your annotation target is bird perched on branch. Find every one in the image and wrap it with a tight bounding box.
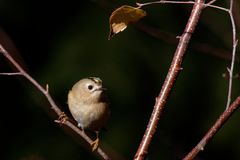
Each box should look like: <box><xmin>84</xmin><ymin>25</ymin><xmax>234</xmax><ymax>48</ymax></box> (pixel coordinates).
<box><xmin>68</xmin><ymin>77</ymin><xmax>110</xmax><ymax>151</ymax></box>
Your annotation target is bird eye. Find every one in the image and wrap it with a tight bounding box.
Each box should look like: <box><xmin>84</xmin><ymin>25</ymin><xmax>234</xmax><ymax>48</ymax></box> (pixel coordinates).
<box><xmin>87</xmin><ymin>85</ymin><xmax>93</xmax><ymax>90</ymax></box>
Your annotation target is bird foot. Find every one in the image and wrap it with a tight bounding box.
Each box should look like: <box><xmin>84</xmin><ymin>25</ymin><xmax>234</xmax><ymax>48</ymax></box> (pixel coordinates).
<box><xmin>91</xmin><ymin>137</ymin><xmax>99</xmax><ymax>151</ymax></box>
<box><xmin>54</xmin><ymin>112</ymin><xmax>67</xmax><ymax>124</ymax></box>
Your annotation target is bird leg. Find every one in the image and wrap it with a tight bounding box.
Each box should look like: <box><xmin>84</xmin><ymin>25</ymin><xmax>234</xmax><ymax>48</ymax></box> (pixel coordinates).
<box><xmin>91</xmin><ymin>131</ymin><xmax>99</xmax><ymax>151</ymax></box>
<box><xmin>77</xmin><ymin>125</ymin><xmax>99</xmax><ymax>151</ymax></box>
<box><xmin>54</xmin><ymin>112</ymin><xmax>67</xmax><ymax>124</ymax></box>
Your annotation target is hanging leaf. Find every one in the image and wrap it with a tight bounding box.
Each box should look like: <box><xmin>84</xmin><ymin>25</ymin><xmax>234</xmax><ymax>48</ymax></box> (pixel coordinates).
<box><xmin>108</xmin><ymin>5</ymin><xmax>146</xmax><ymax>40</ymax></box>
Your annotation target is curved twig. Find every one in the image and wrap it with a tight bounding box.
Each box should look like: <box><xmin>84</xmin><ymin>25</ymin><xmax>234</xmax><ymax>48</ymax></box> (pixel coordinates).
<box><xmin>225</xmin><ymin>0</ymin><xmax>238</xmax><ymax>109</ymax></box>
<box><xmin>134</xmin><ymin>0</ymin><xmax>205</xmax><ymax>159</ymax></box>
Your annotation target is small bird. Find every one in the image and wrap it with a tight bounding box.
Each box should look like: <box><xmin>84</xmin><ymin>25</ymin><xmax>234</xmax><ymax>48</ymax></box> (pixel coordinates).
<box><xmin>68</xmin><ymin>77</ymin><xmax>110</xmax><ymax>151</ymax></box>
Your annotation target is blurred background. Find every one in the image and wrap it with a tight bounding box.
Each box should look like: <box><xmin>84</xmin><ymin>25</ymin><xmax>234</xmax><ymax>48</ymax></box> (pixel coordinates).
<box><xmin>1</xmin><ymin>0</ymin><xmax>240</xmax><ymax>159</ymax></box>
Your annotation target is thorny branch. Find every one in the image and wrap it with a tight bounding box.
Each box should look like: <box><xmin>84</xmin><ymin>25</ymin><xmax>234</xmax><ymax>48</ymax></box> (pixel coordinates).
<box><xmin>0</xmin><ymin>44</ymin><xmax>111</xmax><ymax>160</ymax></box>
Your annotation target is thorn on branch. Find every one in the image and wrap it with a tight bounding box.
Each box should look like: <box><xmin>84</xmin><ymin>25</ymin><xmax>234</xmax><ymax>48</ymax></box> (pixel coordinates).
<box><xmin>176</xmin><ymin>35</ymin><xmax>182</xmax><ymax>39</ymax></box>
<box><xmin>46</xmin><ymin>84</ymin><xmax>49</xmax><ymax>93</ymax></box>
<box><xmin>234</xmin><ymin>39</ymin><xmax>238</xmax><ymax>46</ymax></box>
<box><xmin>227</xmin><ymin>67</ymin><xmax>231</xmax><ymax>73</ymax></box>
<box><xmin>136</xmin><ymin>2</ymin><xmax>142</xmax><ymax>8</ymax></box>
<box><xmin>198</xmin><ymin>140</ymin><xmax>206</xmax><ymax>151</ymax></box>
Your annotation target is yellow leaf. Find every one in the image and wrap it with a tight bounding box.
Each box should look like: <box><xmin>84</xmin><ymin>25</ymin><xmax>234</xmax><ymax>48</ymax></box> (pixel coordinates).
<box><xmin>108</xmin><ymin>5</ymin><xmax>146</xmax><ymax>40</ymax></box>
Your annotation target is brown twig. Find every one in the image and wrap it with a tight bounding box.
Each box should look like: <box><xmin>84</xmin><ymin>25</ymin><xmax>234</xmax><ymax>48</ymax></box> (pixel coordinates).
<box><xmin>134</xmin><ymin>0</ymin><xmax>205</xmax><ymax>159</ymax></box>
<box><xmin>183</xmin><ymin>96</ymin><xmax>240</xmax><ymax>160</ymax></box>
<box><xmin>0</xmin><ymin>44</ymin><xmax>111</xmax><ymax>160</ymax></box>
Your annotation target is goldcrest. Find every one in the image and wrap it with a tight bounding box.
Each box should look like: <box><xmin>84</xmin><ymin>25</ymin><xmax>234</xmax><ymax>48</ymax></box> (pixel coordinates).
<box><xmin>68</xmin><ymin>77</ymin><xmax>110</xmax><ymax>150</ymax></box>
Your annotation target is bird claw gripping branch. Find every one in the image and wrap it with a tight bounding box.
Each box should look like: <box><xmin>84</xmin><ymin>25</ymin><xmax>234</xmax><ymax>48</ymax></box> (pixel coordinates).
<box><xmin>55</xmin><ymin>112</ymin><xmax>68</xmax><ymax>124</ymax></box>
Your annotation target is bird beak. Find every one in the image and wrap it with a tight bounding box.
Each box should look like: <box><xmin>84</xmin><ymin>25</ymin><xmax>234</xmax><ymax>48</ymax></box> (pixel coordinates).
<box><xmin>94</xmin><ymin>87</ymin><xmax>107</xmax><ymax>91</ymax></box>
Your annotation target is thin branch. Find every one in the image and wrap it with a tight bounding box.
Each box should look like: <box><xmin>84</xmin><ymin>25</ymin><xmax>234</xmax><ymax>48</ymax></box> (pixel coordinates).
<box><xmin>226</xmin><ymin>0</ymin><xmax>238</xmax><ymax>109</ymax></box>
<box><xmin>206</xmin><ymin>0</ymin><xmax>218</xmax><ymax>5</ymax></box>
<box><xmin>204</xmin><ymin>4</ymin><xmax>229</xmax><ymax>12</ymax></box>
<box><xmin>136</xmin><ymin>0</ymin><xmax>195</xmax><ymax>7</ymax></box>
<box><xmin>137</xmin><ymin>0</ymin><xmax>229</xmax><ymax>12</ymax></box>
<box><xmin>0</xmin><ymin>44</ymin><xmax>111</xmax><ymax>160</ymax></box>
<box><xmin>183</xmin><ymin>96</ymin><xmax>240</xmax><ymax>160</ymax></box>
<box><xmin>0</xmin><ymin>72</ymin><xmax>22</xmax><ymax>75</ymax></box>
<box><xmin>134</xmin><ymin>0</ymin><xmax>205</xmax><ymax>159</ymax></box>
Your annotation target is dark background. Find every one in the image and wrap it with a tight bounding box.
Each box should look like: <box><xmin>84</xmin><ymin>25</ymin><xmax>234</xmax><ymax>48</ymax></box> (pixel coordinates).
<box><xmin>1</xmin><ymin>0</ymin><xmax>240</xmax><ymax>159</ymax></box>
